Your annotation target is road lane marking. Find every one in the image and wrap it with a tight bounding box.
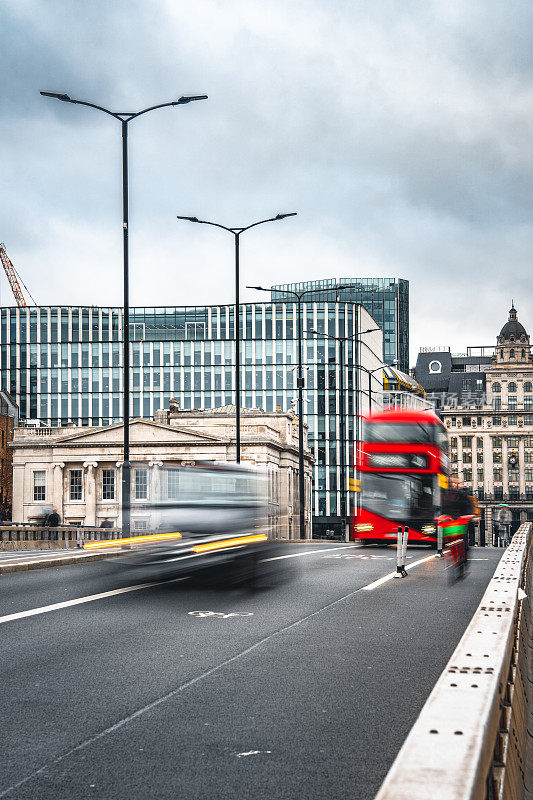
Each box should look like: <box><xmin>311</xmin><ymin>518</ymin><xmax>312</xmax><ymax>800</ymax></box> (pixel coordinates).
<box><xmin>264</xmin><ymin>545</ymin><xmax>361</xmax><ymax>561</ymax></box>
<box><xmin>0</xmin><ymin>578</ymin><xmax>185</xmax><ymax>626</ymax></box>
<box><xmin>361</xmin><ymin>554</ymin><xmax>437</xmax><ymax>591</ymax></box>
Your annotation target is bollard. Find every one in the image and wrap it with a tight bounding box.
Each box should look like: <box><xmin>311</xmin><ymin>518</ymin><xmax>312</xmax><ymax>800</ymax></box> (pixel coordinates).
<box><xmin>394</xmin><ymin>525</ymin><xmax>408</xmax><ymax>578</ymax></box>
<box><xmin>402</xmin><ymin>526</ymin><xmax>409</xmax><ymax>568</ymax></box>
<box><xmin>436</xmin><ymin>524</ymin><xmax>444</xmax><ymax>557</ymax></box>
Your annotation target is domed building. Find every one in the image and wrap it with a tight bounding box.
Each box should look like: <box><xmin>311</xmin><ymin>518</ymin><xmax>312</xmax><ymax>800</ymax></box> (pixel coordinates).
<box><xmin>440</xmin><ymin>304</ymin><xmax>533</xmax><ymax>542</ymax></box>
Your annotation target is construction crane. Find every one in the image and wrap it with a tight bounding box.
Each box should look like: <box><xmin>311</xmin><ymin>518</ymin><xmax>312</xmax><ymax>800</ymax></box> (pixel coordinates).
<box><xmin>0</xmin><ymin>243</ymin><xmax>36</xmax><ymax>307</ymax></box>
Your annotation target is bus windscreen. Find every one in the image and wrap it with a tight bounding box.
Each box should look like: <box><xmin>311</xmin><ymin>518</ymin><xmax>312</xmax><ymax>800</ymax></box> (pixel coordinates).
<box><xmin>364</xmin><ymin>421</ymin><xmax>448</xmax><ymax>451</ymax></box>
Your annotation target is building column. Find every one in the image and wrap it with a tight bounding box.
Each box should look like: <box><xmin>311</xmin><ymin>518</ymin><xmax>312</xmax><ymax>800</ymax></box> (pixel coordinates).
<box><xmin>12</xmin><ymin>464</ymin><xmax>24</xmax><ymax>522</ymax></box>
<box><xmin>83</xmin><ymin>461</ymin><xmax>98</xmax><ymax>526</ymax></box>
<box><xmin>52</xmin><ymin>462</ymin><xmax>65</xmax><ymax>521</ymax></box>
<box><xmin>148</xmin><ymin>460</ymin><xmax>163</xmax><ymax>504</ymax></box>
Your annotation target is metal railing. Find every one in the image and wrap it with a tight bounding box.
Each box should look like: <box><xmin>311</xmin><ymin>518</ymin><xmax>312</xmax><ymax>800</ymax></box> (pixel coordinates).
<box><xmin>374</xmin><ymin>523</ymin><xmax>533</xmax><ymax>800</ymax></box>
<box><xmin>0</xmin><ymin>526</ymin><xmax>143</xmax><ymax>548</ymax></box>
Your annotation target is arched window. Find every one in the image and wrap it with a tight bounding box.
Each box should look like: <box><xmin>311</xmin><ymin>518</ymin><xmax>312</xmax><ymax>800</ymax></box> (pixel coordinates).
<box><xmin>492</xmin><ymin>382</ymin><xmax>501</xmax><ymax>393</ymax></box>
<box><xmin>510</xmin><ymin>348</ymin><xmax>515</xmax><ymax>358</ymax></box>
<box><xmin>522</xmin><ymin>349</ymin><xmax>526</xmax><ymax>359</ymax></box>
<box><xmin>525</xmin><ymin>382</ymin><xmax>532</xmax><ymax>392</ymax></box>
<box><xmin>509</xmin><ymin>382</ymin><xmax>517</xmax><ymax>393</ymax></box>
<box><xmin>510</xmin><ymin>335</ymin><xmax>515</xmax><ymax>342</ymax></box>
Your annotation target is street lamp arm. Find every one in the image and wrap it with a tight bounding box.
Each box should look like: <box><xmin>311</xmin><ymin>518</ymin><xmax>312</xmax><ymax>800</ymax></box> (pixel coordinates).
<box><xmin>40</xmin><ymin>92</ymin><xmax>121</xmax><ymax>120</ymax></box>
<box><xmin>177</xmin><ymin>217</ymin><xmax>234</xmax><ymax>234</ymax></box>
<box><xmin>239</xmin><ymin>212</ymin><xmax>297</xmax><ymax>233</ymax></box>
<box><xmin>128</xmin><ymin>96</ymin><xmax>208</xmax><ymax>120</ymax></box>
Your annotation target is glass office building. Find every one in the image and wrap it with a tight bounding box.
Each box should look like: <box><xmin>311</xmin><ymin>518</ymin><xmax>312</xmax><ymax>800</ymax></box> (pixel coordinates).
<box><xmin>0</xmin><ymin>279</ymin><xmax>408</xmax><ymax>530</ymax></box>
<box><xmin>272</xmin><ymin>278</ymin><xmax>409</xmax><ymax>372</ymax></box>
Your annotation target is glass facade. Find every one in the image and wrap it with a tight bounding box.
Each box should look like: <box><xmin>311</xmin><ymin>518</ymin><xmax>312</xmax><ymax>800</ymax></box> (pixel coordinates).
<box><xmin>1</xmin><ymin>288</ymin><xmax>408</xmax><ymax>525</ymax></box>
<box><xmin>271</xmin><ymin>278</ymin><xmax>409</xmax><ymax>372</ymax></box>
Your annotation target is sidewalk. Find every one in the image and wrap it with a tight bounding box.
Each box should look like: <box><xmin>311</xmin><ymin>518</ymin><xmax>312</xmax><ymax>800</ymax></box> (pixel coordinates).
<box><xmin>0</xmin><ymin>547</ymin><xmax>122</xmax><ymax>574</ymax></box>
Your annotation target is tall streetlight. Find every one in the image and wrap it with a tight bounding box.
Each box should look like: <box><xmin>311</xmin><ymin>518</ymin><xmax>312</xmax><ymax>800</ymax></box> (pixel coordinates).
<box><xmin>358</xmin><ymin>363</ymin><xmax>388</xmax><ymax>412</ymax></box>
<box><xmin>176</xmin><ymin>214</ymin><xmax>296</xmax><ymax>463</ymax></box>
<box><xmin>41</xmin><ymin>90</ymin><xmax>208</xmax><ymax>537</ymax></box>
<box><xmin>248</xmin><ymin>283</ymin><xmax>362</xmax><ymax>539</ymax></box>
<box><xmin>311</xmin><ymin>327</ymin><xmax>380</xmax><ymax>540</ymax></box>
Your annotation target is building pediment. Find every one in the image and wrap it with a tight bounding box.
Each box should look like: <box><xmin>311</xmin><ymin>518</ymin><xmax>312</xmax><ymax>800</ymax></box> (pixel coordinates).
<box><xmin>56</xmin><ymin>419</ymin><xmax>225</xmax><ymax>445</ymax></box>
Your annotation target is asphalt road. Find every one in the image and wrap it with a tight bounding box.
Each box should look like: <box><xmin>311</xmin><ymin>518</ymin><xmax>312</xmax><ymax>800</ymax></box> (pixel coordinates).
<box><xmin>0</xmin><ymin>543</ymin><xmax>503</xmax><ymax>800</ymax></box>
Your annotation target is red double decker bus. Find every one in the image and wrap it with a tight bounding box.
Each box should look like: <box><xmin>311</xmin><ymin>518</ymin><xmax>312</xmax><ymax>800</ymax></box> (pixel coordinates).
<box><xmin>352</xmin><ymin>408</ymin><xmax>451</xmax><ymax>545</ymax></box>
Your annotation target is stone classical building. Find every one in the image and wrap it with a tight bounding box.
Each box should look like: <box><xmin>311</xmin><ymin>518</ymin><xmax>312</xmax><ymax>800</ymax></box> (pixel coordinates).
<box><xmin>439</xmin><ymin>306</ymin><xmax>533</xmax><ymax>539</ymax></box>
<box><xmin>11</xmin><ymin>406</ymin><xmax>313</xmax><ymax>539</ymax></box>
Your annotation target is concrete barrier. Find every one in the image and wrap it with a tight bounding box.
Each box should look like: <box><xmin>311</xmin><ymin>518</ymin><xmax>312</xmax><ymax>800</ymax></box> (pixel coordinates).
<box><xmin>374</xmin><ymin>522</ymin><xmax>533</xmax><ymax>800</ymax></box>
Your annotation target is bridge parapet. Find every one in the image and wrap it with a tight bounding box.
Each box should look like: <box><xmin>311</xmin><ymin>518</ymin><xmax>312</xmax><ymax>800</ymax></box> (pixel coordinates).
<box><xmin>375</xmin><ymin>523</ymin><xmax>533</xmax><ymax>800</ymax></box>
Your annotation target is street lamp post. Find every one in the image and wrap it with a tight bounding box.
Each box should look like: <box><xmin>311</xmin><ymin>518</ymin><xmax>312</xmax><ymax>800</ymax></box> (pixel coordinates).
<box><xmin>358</xmin><ymin>363</ymin><xmax>387</xmax><ymax>412</ymax></box>
<box><xmin>41</xmin><ymin>90</ymin><xmax>207</xmax><ymax>536</ymax></box>
<box><xmin>177</xmin><ymin>214</ymin><xmax>296</xmax><ymax>462</ymax></box>
<box><xmin>311</xmin><ymin>327</ymin><xmax>380</xmax><ymax>541</ymax></box>
<box><xmin>248</xmin><ymin>283</ymin><xmax>362</xmax><ymax>540</ymax></box>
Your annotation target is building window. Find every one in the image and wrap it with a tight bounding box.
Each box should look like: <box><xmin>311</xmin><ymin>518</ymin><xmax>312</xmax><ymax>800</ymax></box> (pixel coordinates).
<box><xmin>525</xmin><ymin>468</ymin><xmax>533</xmax><ymax>482</ymax></box>
<box><xmin>463</xmin><ymin>451</ymin><xmax>472</xmax><ymax>463</ymax></box>
<box><xmin>493</xmin><ymin>436</ymin><xmax>503</xmax><ymax>448</ymax></box>
<box><xmin>451</xmin><ymin>450</ymin><xmax>458</xmax><ymax>462</ymax></box>
<box><xmin>102</xmin><ymin>469</ymin><xmax>115</xmax><ymax>500</ymax></box>
<box><xmin>509</xmin><ymin>486</ymin><xmax>520</xmax><ymax>500</ymax></box>
<box><xmin>508</xmin><ymin>397</ymin><xmax>517</xmax><ymax>411</ymax></box>
<box><xmin>135</xmin><ymin>469</ymin><xmax>148</xmax><ymax>500</ymax></box>
<box><xmin>493</xmin><ymin>468</ymin><xmax>503</xmax><ymax>482</ymax></box>
<box><xmin>525</xmin><ymin>382</ymin><xmax>532</xmax><ymax>393</ymax></box>
<box><xmin>493</xmin><ymin>399</ymin><xmax>501</xmax><ymax>411</ymax></box>
<box><xmin>508</xmin><ymin>437</ymin><xmax>520</xmax><ymax>448</ymax></box>
<box><xmin>70</xmin><ymin>469</ymin><xmax>83</xmax><ymax>501</ymax></box>
<box><xmin>510</xmin><ymin>349</ymin><xmax>515</xmax><ymax>358</ymax></box>
<box><xmin>494</xmin><ymin>486</ymin><xmax>503</xmax><ymax>500</ymax></box>
<box><xmin>493</xmin><ymin>451</ymin><xmax>502</xmax><ymax>463</ymax></box>
<box><xmin>461</xmin><ymin>437</ymin><xmax>472</xmax><ymax>448</ymax></box>
<box><xmin>33</xmin><ymin>470</ymin><xmax>46</xmax><ymax>502</ymax></box>
<box><xmin>451</xmin><ymin>417</ymin><xmax>456</xmax><ymax>427</ymax></box>
<box><xmin>463</xmin><ymin>469</ymin><xmax>472</xmax><ymax>482</ymax></box>
<box><xmin>477</xmin><ymin>468</ymin><xmax>484</xmax><ymax>482</ymax></box>
<box><xmin>509</xmin><ymin>469</ymin><xmax>519</xmax><ymax>483</ymax></box>
<box><xmin>450</xmin><ymin>437</ymin><xmax>457</xmax><ymax>448</ymax></box>
<box><xmin>462</xmin><ymin>380</ymin><xmax>470</xmax><ymax>391</ymax></box>
<box><xmin>526</xmin><ymin>451</ymin><xmax>533</xmax><ymax>463</ymax></box>
<box><xmin>522</xmin><ymin>349</ymin><xmax>526</xmax><ymax>360</ymax></box>
<box><xmin>508</xmin><ymin>415</ymin><xmax>518</xmax><ymax>425</ymax></box>
<box><xmin>492</xmin><ymin>382</ymin><xmax>501</xmax><ymax>393</ymax></box>
<box><xmin>476</xmin><ymin>451</ymin><xmax>483</xmax><ymax>463</ymax></box>
<box><xmin>525</xmin><ymin>415</ymin><xmax>533</xmax><ymax>425</ymax></box>
<box><xmin>524</xmin><ymin>437</ymin><xmax>533</xmax><ymax>447</ymax></box>
<box><xmin>509</xmin><ymin>382</ymin><xmax>517</xmax><ymax>393</ymax></box>
<box><xmin>476</xmin><ymin>416</ymin><xmax>482</xmax><ymax>425</ymax></box>
<box><xmin>476</xmin><ymin>437</ymin><xmax>483</xmax><ymax>448</ymax></box>
<box><xmin>463</xmin><ymin>416</ymin><xmax>471</xmax><ymax>426</ymax></box>
<box><xmin>493</xmin><ymin>416</ymin><xmax>501</xmax><ymax>425</ymax></box>
<box><xmin>166</xmin><ymin>469</ymin><xmax>180</xmax><ymax>500</ymax></box>
<box><xmin>133</xmin><ymin>519</ymin><xmax>148</xmax><ymax>530</ymax></box>
<box><xmin>525</xmin><ymin>397</ymin><xmax>533</xmax><ymax>411</ymax></box>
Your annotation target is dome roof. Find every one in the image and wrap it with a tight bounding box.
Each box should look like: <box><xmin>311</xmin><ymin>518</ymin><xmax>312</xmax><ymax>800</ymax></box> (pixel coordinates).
<box><xmin>499</xmin><ymin>305</ymin><xmax>528</xmax><ymax>341</ymax></box>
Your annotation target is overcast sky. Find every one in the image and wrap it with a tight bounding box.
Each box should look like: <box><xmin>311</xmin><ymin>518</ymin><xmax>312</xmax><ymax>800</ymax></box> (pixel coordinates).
<box><xmin>2</xmin><ymin>0</ymin><xmax>533</xmax><ymax>363</ymax></box>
